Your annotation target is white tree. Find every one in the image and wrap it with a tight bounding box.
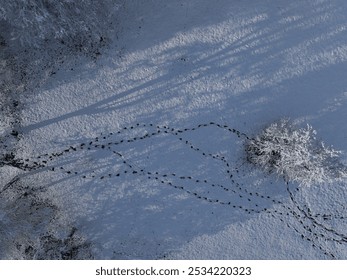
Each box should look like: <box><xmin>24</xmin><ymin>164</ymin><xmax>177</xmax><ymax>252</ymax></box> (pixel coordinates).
<box><xmin>246</xmin><ymin>119</ymin><xmax>346</xmax><ymax>186</ymax></box>
<box><xmin>0</xmin><ymin>0</ymin><xmax>120</xmax><ymax>48</ymax></box>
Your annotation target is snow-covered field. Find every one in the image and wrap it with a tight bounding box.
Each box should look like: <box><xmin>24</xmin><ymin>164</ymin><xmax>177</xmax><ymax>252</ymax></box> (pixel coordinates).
<box><xmin>1</xmin><ymin>0</ymin><xmax>347</xmax><ymax>259</ymax></box>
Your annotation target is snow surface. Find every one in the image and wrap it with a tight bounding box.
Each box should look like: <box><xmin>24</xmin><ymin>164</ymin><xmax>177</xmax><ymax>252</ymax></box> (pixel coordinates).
<box><xmin>2</xmin><ymin>0</ymin><xmax>347</xmax><ymax>259</ymax></box>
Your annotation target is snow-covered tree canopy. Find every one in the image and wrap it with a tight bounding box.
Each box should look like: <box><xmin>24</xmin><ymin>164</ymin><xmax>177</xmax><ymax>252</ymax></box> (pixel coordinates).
<box><xmin>246</xmin><ymin>119</ymin><xmax>347</xmax><ymax>186</ymax></box>
<box><xmin>0</xmin><ymin>0</ymin><xmax>120</xmax><ymax>47</ymax></box>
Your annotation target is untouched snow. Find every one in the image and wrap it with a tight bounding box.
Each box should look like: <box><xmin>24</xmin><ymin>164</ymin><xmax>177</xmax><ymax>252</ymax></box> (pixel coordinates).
<box><xmin>2</xmin><ymin>0</ymin><xmax>347</xmax><ymax>259</ymax></box>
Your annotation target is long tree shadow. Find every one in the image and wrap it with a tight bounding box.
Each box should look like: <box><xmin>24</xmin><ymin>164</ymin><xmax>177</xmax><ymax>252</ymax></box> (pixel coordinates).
<box><xmin>9</xmin><ymin>0</ymin><xmax>347</xmax><ymax>259</ymax></box>
<box><xmin>20</xmin><ymin>0</ymin><xmax>347</xmax><ymax>135</ymax></box>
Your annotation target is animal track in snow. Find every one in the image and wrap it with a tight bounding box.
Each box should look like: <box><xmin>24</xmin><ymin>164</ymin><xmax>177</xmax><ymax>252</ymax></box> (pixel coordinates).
<box><xmin>3</xmin><ymin>122</ymin><xmax>347</xmax><ymax>259</ymax></box>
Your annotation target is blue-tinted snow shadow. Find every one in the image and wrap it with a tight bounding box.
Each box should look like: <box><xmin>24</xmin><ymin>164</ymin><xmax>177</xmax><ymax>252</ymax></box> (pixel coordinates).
<box><xmin>16</xmin><ymin>0</ymin><xmax>347</xmax><ymax>259</ymax></box>
<box><xmin>45</xmin><ymin>125</ymin><xmax>287</xmax><ymax>259</ymax></box>
<box><xmin>21</xmin><ymin>0</ymin><xmax>347</xmax><ymax>134</ymax></box>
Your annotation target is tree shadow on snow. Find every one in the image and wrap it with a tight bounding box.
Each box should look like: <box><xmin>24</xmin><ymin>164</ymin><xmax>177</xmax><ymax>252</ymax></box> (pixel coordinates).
<box><xmin>12</xmin><ymin>0</ymin><xmax>347</xmax><ymax>259</ymax></box>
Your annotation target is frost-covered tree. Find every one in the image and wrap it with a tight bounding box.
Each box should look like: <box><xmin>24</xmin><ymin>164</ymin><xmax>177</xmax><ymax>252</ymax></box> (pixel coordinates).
<box><xmin>1</xmin><ymin>0</ymin><xmax>122</xmax><ymax>104</ymax></box>
<box><xmin>0</xmin><ymin>177</ymin><xmax>93</xmax><ymax>259</ymax></box>
<box><xmin>246</xmin><ymin>119</ymin><xmax>347</xmax><ymax>186</ymax></box>
<box><xmin>0</xmin><ymin>0</ymin><xmax>120</xmax><ymax>48</ymax></box>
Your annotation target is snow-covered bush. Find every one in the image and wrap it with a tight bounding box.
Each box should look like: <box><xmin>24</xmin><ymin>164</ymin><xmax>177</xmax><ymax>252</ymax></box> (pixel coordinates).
<box><xmin>0</xmin><ymin>0</ymin><xmax>119</xmax><ymax>48</ymax></box>
<box><xmin>0</xmin><ymin>178</ymin><xmax>93</xmax><ymax>259</ymax></box>
<box><xmin>1</xmin><ymin>0</ymin><xmax>121</xmax><ymax>110</ymax></box>
<box><xmin>246</xmin><ymin>119</ymin><xmax>346</xmax><ymax>186</ymax></box>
